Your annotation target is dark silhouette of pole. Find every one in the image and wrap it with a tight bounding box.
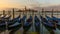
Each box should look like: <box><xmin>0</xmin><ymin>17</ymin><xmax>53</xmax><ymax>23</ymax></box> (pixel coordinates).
<box><xmin>45</xmin><ymin>10</ymin><xmax>46</xmax><ymax>16</ymax></box>
<box><xmin>42</xmin><ymin>8</ymin><xmax>44</xmax><ymax>16</ymax></box>
<box><xmin>50</xmin><ymin>9</ymin><xmax>55</xmax><ymax>34</ymax></box>
<box><xmin>23</xmin><ymin>10</ymin><xmax>24</xmax><ymax>15</ymax></box>
<box><xmin>24</xmin><ymin>6</ymin><xmax>27</xmax><ymax>17</ymax></box>
<box><xmin>8</xmin><ymin>11</ymin><xmax>11</xmax><ymax>15</ymax></box>
<box><xmin>13</xmin><ymin>8</ymin><xmax>15</xmax><ymax>19</ymax></box>
<box><xmin>56</xmin><ymin>10</ymin><xmax>58</xmax><ymax>18</ymax></box>
<box><xmin>25</xmin><ymin>6</ymin><xmax>27</xmax><ymax>11</ymax></box>
<box><xmin>41</xmin><ymin>8</ymin><xmax>44</xmax><ymax>34</ymax></box>
<box><xmin>32</xmin><ymin>10</ymin><xmax>34</xmax><ymax>32</ymax></box>
<box><xmin>51</xmin><ymin>9</ymin><xmax>53</xmax><ymax>17</ymax></box>
<box><xmin>3</xmin><ymin>10</ymin><xmax>5</xmax><ymax>15</ymax></box>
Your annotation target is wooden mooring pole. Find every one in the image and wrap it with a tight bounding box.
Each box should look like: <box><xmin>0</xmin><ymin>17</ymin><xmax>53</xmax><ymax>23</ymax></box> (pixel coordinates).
<box><xmin>3</xmin><ymin>10</ymin><xmax>5</xmax><ymax>15</ymax></box>
<box><xmin>13</xmin><ymin>8</ymin><xmax>15</xmax><ymax>19</ymax></box>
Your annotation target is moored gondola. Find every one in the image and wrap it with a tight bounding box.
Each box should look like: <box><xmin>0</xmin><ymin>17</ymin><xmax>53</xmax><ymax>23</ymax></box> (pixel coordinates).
<box><xmin>0</xmin><ymin>15</ymin><xmax>20</xmax><ymax>32</ymax></box>
<box><xmin>9</xmin><ymin>15</ymin><xmax>26</xmax><ymax>34</ymax></box>
<box><xmin>23</xmin><ymin>16</ymin><xmax>32</xmax><ymax>34</ymax></box>
<box><xmin>40</xmin><ymin>16</ymin><xmax>56</xmax><ymax>34</ymax></box>
<box><xmin>34</xmin><ymin>16</ymin><xmax>40</xmax><ymax>34</ymax></box>
<box><xmin>46</xmin><ymin>16</ymin><xmax>60</xmax><ymax>30</ymax></box>
<box><xmin>40</xmin><ymin>16</ymin><xmax>56</xmax><ymax>30</ymax></box>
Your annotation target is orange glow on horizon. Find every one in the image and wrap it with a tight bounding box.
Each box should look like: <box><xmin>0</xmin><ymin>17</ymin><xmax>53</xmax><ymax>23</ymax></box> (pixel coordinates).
<box><xmin>0</xmin><ymin>3</ymin><xmax>25</xmax><ymax>9</ymax></box>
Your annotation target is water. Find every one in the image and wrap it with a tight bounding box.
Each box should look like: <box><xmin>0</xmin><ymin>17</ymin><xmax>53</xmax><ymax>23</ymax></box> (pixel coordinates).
<box><xmin>0</xmin><ymin>11</ymin><xmax>60</xmax><ymax>34</ymax></box>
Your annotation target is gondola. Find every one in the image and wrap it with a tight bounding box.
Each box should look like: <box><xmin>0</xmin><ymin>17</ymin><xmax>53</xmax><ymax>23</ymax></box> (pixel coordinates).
<box><xmin>52</xmin><ymin>16</ymin><xmax>60</xmax><ymax>21</ymax></box>
<box><xmin>20</xmin><ymin>15</ymin><xmax>26</xmax><ymax>24</ymax></box>
<box><xmin>0</xmin><ymin>15</ymin><xmax>6</xmax><ymax>21</ymax></box>
<box><xmin>40</xmin><ymin>16</ymin><xmax>56</xmax><ymax>31</ymax></box>
<box><xmin>3</xmin><ymin>15</ymin><xmax>11</xmax><ymax>19</ymax></box>
<box><xmin>40</xmin><ymin>16</ymin><xmax>56</xmax><ymax>34</ymax></box>
<box><xmin>23</xmin><ymin>16</ymin><xmax>32</xmax><ymax>34</ymax></box>
<box><xmin>34</xmin><ymin>16</ymin><xmax>40</xmax><ymax>34</ymax></box>
<box><xmin>0</xmin><ymin>15</ymin><xmax>11</xmax><ymax>24</ymax></box>
<box><xmin>8</xmin><ymin>21</ymin><xmax>22</xmax><ymax>34</ymax></box>
<box><xmin>52</xmin><ymin>16</ymin><xmax>60</xmax><ymax>30</ymax></box>
<box><xmin>9</xmin><ymin>15</ymin><xmax>26</xmax><ymax>34</ymax></box>
<box><xmin>0</xmin><ymin>15</ymin><xmax>20</xmax><ymax>26</ymax></box>
<box><xmin>0</xmin><ymin>15</ymin><xmax>6</xmax><ymax>18</ymax></box>
<box><xmin>46</xmin><ymin>16</ymin><xmax>58</xmax><ymax>21</ymax></box>
<box><xmin>46</xmin><ymin>16</ymin><xmax>60</xmax><ymax>30</ymax></box>
<box><xmin>46</xmin><ymin>16</ymin><xmax>52</xmax><ymax>21</ymax></box>
<box><xmin>0</xmin><ymin>15</ymin><xmax>20</xmax><ymax>32</ymax></box>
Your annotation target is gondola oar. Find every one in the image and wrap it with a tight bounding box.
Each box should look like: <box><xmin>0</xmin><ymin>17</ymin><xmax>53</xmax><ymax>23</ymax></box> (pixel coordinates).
<box><xmin>34</xmin><ymin>16</ymin><xmax>40</xmax><ymax>34</ymax></box>
<box><xmin>9</xmin><ymin>15</ymin><xmax>26</xmax><ymax>34</ymax></box>
<box><xmin>23</xmin><ymin>16</ymin><xmax>32</xmax><ymax>34</ymax></box>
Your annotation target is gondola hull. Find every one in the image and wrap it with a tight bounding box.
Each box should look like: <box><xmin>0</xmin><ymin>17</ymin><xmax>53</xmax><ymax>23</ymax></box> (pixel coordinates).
<box><xmin>34</xmin><ymin>16</ymin><xmax>40</xmax><ymax>33</ymax></box>
<box><xmin>9</xmin><ymin>23</ymin><xmax>22</xmax><ymax>34</ymax></box>
<box><xmin>34</xmin><ymin>22</ymin><xmax>40</xmax><ymax>33</ymax></box>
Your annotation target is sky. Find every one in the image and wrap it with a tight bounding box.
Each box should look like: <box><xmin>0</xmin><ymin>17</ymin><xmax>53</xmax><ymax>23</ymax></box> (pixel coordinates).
<box><xmin>0</xmin><ymin>0</ymin><xmax>60</xmax><ymax>9</ymax></box>
<box><xmin>39</xmin><ymin>0</ymin><xmax>60</xmax><ymax>7</ymax></box>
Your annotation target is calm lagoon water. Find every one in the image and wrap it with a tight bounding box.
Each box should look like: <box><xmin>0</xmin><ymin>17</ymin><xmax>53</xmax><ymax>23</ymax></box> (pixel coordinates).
<box><xmin>0</xmin><ymin>11</ymin><xmax>60</xmax><ymax>34</ymax></box>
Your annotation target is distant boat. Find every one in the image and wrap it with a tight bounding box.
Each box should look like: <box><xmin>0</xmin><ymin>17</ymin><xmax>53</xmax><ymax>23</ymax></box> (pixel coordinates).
<box><xmin>34</xmin><ymin>16</ymin><xmax>40</xmax><ymax>34</ymax></box>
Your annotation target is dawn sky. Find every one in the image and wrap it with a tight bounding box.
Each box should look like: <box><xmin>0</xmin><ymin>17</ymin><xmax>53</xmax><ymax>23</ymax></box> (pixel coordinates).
<box><xmin>39</xmin><ymin>0</ymin><xmax>60</xmax><ymax>7</ymax></box>
<box><xmin>0</xmin><ymin>0</ymin><xmax>60</xmax><ymax>9</ymax></box>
